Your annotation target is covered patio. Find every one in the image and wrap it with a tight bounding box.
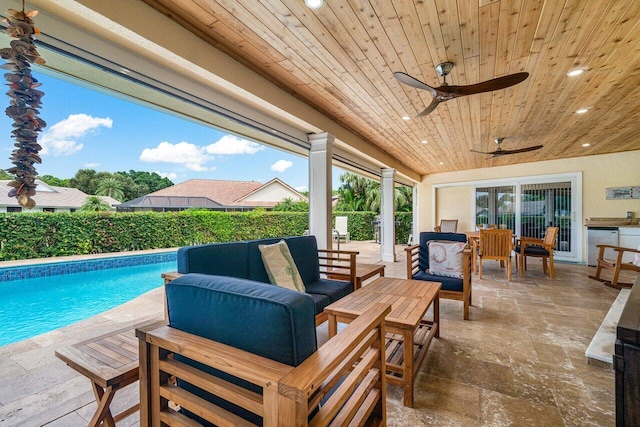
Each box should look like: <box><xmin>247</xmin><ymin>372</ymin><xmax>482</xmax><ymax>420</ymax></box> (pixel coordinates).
<box><xmin>0</xmin><ymin>240</ymin><xmax>627</xmax><ymax>426</ymax></box>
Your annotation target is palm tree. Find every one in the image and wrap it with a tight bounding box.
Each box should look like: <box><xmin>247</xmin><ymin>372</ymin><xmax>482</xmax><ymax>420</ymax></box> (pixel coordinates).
<box><xmin>96</xmin><ymin>177</ymin><xmax>125</xmax><ymax>201</ymax></box>
<box><xmin>80</xmin><ymin>196</ymin><xmax>112</xmax><ymax>212</ymax></box>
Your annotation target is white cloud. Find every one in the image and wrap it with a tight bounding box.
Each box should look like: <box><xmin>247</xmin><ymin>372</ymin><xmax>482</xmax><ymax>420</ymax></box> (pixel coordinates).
<box><xmin>295</xmin><ymin>185</ymin><xmax>307</xmax><ymax>192</ymax></box>
<box><xmin>140</xmin><ymin>141</ymin><xmax>214</xmax><ymax>171</ymax></box>
<box><xmin>155</xmin><ymin>171</ymin><xmax>178</xmax><ymax>180</ymax></box>
<box><xmin>84</xmin><ymin>162</ymin><xmax>100</xmax><ymax>168</ymax></box>
<box><xmin>271</xmin><ymin>159</ymin><xmax>293</xmax><ymax>173</ymax></box>
<box><xmin>40</xmin><ymin>114</ymin><xmax>113</xmax><ymax>156</ymax></box>
<box><xmin>205</xmin><ymin>135</ymin><xmax>265</xmax><ymax>155</ymax></box>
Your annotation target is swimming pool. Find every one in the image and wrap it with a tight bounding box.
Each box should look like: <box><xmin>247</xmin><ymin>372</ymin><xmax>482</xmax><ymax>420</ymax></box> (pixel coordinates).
<box><xmin>0</xmin><ymin>253</ymin><xmax>176</xmax><ymax>347</ymax></box>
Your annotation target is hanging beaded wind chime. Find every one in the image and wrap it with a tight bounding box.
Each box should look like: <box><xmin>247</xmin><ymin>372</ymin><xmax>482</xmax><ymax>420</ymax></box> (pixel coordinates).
<box><xmin>1</xmin><ymin>1</ymin><xmax>46</xmax><ymax>208</ymax></box>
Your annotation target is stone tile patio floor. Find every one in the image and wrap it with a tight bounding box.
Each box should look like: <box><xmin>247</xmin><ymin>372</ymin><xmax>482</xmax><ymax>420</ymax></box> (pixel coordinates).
<box><xmin>0</xmin><ymin>241</ymin><xmax>631</xmax><ymax>426</ymax></box>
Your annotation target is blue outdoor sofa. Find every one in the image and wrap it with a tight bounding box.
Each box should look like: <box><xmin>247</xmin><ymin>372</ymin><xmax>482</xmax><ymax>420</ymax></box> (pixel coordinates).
<box><xmin>405</xmin><ymin>231</ymin><xmax>472</xmax><ymax>319</ymax></box>
<box><xmin>137</xmin><ymin>267</ymin><xmax>390</xmax><ymax>426</ymax></box>
<box><xmin>173</xmin><ymin>235</ymin><xmax>358</xmax><ymax>325</ymax></box>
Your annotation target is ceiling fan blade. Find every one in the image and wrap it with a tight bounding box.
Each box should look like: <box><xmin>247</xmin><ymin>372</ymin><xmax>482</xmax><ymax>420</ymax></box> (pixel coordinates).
<box><xmin>494</xmin><ymin>145</ymin><xmax>544</xmax><ymax>155</ymax></box>
<box><xmin>437</xmin><ymin>72</ymin><xmax>529</xmax><ymax>97</ymax></box>
<box><xmin>470</xmin><ymin>149</ymin><xmax>494</xmax><ymax>155</ymax></box>
<box><xmin>393</xmin><ymin>72</ymin><xmax>437</xmax><ymax>96</ymax></box>
<box><xmin>416</xmin><ymin>97</ymin><xmax>441</xmax><ymax>117</ymax></box>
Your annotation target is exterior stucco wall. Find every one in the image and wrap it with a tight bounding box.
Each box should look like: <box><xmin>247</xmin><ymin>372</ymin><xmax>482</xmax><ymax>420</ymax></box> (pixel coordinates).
<box><xmin>417</xmin><ymin>150</ymin><xmax>640</xmax><ymax>261</ymax></box>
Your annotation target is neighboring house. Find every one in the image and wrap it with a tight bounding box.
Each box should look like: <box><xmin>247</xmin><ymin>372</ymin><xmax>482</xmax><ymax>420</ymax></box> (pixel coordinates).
<box><xmin>116</xmin><ymin>178</ymin><xmax>307</xmax><ymax>212</ymax></box>
<box><xmin>0</xmin><ymin>180</ymin><xmax>119</xmax><ymax>213</ymax></box>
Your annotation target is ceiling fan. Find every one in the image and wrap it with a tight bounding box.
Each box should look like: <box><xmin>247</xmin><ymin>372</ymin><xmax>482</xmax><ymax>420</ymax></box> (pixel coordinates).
<box><xmin>394</xmin><ymin>62</ymin><xmax>529</xmax><ymax>117</ymax></box>
<box><xmin>470</xmin><ymin>138</ymin><xmax>543</xmax><ymax>157</ymax></box>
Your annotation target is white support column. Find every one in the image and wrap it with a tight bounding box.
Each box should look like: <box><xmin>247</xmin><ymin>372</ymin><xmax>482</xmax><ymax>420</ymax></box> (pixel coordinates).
<box><xmin>380</xmin><ymin>168</ymin><xmax>396</xmax><ymax>262</ymax></box>
<box><xmin>308</xmin><ymin>133</ymin><xmax>333</xmax><ymax>250</ymax></box>
<box><xmin>411</xmin><ymin>184</ymin><xmax>418</xmax><ymax>245</ymax></box>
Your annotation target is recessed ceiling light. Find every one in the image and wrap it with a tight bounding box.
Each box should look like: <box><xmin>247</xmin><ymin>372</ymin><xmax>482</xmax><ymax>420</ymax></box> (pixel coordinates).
<box><xmin>402</xmin><ymin>116</ymin><xmax>411</xmax><ymax>121</ymax></box>
<box><xmin>567</xmin><ymin>69</ymin><xmax>584</xmax><ymax>77</ymax></box>
<box><xmin>304</xmin><ymin>0</ymin><xmax>324</xmax><ymax>9</ymax></box>
<box><xmin>421</xmin><ymin>140</ymin><xmax>428</xmax><ymax>144</ymax></box>
<box><xmin>439</xmin><ymin>162</ymin><xmax>444</xmax><ymax>165</ymax></box>
<box><xmin>582</xmin><ymin>143</ymin><xmax>591</xmax><ymax>147</ymax></box>
<box><xmin>576</xmin><ymin>109</ymin><xmax>589</xmax><ymax>114</ymax></box>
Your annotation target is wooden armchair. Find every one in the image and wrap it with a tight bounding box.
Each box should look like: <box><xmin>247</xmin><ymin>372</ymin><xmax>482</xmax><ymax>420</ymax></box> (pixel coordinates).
<box><xmin>589</xmin><ymin>245</ymin><xmax>640</xmax><ymax>289</ymax></box>
<box><xmin>137</xmin><ymin>274</ymin><xmax>391</xmax><ymax>427</ymax></box>
<box><xmin>515</xmin><ymin>226</ymin><xmax>559</xmax><ymax>278</ymax></box>
<box><xmin>406</xmin><ymin>232</ymin><xmax>472</xmax><ymax>319</ymax></box>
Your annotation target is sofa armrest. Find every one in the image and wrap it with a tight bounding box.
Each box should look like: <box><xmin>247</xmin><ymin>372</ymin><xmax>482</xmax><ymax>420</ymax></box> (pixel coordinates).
<box><xmin>405</xmin><ymin>244</ymin><xmax>420</xmax><ymax>279</ymax></box>
<box><xmin>318</xmin><ymin>249</ymin><xmax>359</xmax><ymax>290</ymax></box>
<box><xmin>137</xmin><ymin>303</ymin><xmax>391</xmax><ymax>426</ymax></box>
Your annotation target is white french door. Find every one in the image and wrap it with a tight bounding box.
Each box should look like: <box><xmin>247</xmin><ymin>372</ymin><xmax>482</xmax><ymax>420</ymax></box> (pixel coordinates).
<box><xmin>474</xmin><ymin>173</ymin><xmax>581</xmax><ymax>262</ymax></box>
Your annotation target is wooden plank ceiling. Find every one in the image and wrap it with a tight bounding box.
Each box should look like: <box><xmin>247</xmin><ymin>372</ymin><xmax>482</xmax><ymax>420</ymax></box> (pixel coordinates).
<box><xmin>143</xmin><ymin>0</ymin><xmax>640</xmax><ymax>176</ymax></box>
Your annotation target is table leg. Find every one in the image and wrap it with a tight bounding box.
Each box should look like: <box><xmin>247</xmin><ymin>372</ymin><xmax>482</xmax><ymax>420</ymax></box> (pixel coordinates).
<box><xmin>403</xmin><ymin>328</ymin><xmax>414</xmax><ymax>407</ymax></box>
<box><xmin>434</xmin><ymin>293</ymin><xmax>440</xmax><ymax>338</ymax></box>
<box><xmin>90</xmin><ymin>383</ymin><xmax>116</xmax><ymax>427</ymax></box>
<box><xmin>328</xmin><ymin>314</ymin><xmax>337</xmax><ymax>338</ymax></box>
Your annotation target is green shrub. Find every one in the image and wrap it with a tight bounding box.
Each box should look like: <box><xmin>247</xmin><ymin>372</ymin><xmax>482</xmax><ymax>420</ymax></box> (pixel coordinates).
<box><xmin>0</xmin><ymin>210</ymin><xmax>412</xmax><ymax>261</ymax></box>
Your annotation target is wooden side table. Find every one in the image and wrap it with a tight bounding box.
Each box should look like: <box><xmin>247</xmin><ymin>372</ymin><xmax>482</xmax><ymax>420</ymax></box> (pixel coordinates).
<box><xmin>55</xmin><ymin>319</ymin><xmax>164</xmax><ymax>426</ymax></box>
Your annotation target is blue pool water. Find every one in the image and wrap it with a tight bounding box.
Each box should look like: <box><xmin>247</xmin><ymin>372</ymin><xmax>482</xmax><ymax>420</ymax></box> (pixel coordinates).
<box><xmin>0</xmin><ymin>259</ymin><xmax>176</xmax><ymax>347</ymax></box>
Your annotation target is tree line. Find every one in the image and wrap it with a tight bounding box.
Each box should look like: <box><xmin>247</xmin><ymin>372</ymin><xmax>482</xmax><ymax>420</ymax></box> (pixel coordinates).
<box><xmin>274</xmin><ymin>172</ymin><xmax>412</xmax><ymax>212</ymax></box>
<box><xmin>0</xmin><ymin>168</ymin><xmax>174</xmax><ymax>202</ymax></box>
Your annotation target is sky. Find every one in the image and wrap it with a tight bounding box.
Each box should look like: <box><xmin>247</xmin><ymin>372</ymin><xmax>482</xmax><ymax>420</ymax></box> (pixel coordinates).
<box><xmin>1</xmin><ymin>70</ymin><xmax>346</xmax><ymax>192</ymax></box>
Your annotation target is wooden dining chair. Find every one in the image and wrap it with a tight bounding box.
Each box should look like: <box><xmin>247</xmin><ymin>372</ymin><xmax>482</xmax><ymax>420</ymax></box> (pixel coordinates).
<box><xmin>478</xmin><ymin>229</ymin><xmax>515</xmax><ymax>280</ymax></box>
<box><xmin>515</xmin><ymin>226</ymin><xmax>559</xmax><ymax>278</ymax></box>
<box><xmin>434</xmin><ymin>219</ymin><xmax>459</xmax><ymax>233</ymax></box>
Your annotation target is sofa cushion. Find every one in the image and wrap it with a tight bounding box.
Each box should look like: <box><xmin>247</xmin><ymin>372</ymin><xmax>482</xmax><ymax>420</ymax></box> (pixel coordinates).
<box><xmin>427</xmin><ymin>240</ymin><xmax>465</xmax><ymax>278</ymax></box>
<box><xmin>304</xmin><ymin>278</ymin><xmax>352</xmax><ymax>303</ymax></box>
<box><xmin>247</xmin><ymin>238</ymin><xmax>281</xmax><ymax>283</ymax></box>
<box><xmin>284</xmin><ymin>236</ymin><xmax>321</xmax><ymax>284</ymax></box>
<box><xmin>419</xmin><ymin>232</ymin><xmax>468</xmax><ymax>272</ymax></box>
<box><xmin>412</xmin><ymin>270</ymin><xmax>464</xmax><ymax>292</ymax></box>
<box><xmin>258</xmin><ymin>240</ymin><xmax>306</xmax><ymax>292</ymax></box>
<box><xmin>177</xmin><ymin>242</ymin><xmax>249</xmax><ymax>278</ymax></box>
<box><xmin>307</xmin><ymin>292</ymin><xmax>332</xmax><ymax>315</ymax></box>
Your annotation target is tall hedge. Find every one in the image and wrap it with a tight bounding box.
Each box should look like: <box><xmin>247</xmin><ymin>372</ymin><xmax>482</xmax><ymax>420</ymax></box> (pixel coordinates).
<box><xmin>0</xmin><ymin>210</ymin><xmax>412</xmax><ymax>261</ymax></box>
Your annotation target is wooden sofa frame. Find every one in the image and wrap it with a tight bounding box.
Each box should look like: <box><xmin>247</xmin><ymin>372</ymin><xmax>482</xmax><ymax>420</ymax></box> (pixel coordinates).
<box><xmin>405</xmin><ymin>244</ymin><xmax>472</xmax><ymax>320</ymax></box>
<box><xmin>137</xmin><ymin>303</ymin><xmax>391</xmax><ymax>427</ymax></box>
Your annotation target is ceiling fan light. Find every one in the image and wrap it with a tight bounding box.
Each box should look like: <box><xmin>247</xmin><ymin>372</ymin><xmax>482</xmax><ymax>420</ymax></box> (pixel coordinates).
<box><xmin>435</xmin><ymin>62</ymin><xmax>454</xmax><ymax>77</ymax></box>
<box><xmin>567</xmin><ymin>69</ymin><xmax>584</xmax><ymax>77</ymax></box>
<box><xmin>304</xmin><ymin>0</ymin><xmax>324</xmax><ymax>9</ymax></box>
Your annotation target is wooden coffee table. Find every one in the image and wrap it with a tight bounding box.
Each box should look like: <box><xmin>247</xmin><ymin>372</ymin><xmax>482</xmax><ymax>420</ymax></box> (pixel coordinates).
<box><xmin>324</xmin><ymin>277</ymin><xmax>440</xmax><ymax>407</ymax></box>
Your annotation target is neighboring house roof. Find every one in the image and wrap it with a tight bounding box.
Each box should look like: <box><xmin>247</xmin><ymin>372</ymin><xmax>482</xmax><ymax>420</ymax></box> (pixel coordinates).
<box><xmin>0</xmin><ymin>180</ymin><xmax>118</xmax><ymax>210</ymax></box>
<box><xmin>117</xmin><ymin>178</ymin><xmax>306</xmax><ymax>210</ymax></box>
<box><xmin>149</xmin><ymin>179</ymin><xmax>263</xmax><ymax>205</ymax></box>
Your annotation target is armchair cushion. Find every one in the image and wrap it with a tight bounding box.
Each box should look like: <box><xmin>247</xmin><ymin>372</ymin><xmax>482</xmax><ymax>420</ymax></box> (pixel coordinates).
<box><xmin>427</xmin><ymin>240</ymin><xmax>465</xmax><ymax>278</ymax></box>
<box><xmin>412</xmin><ymin>270</ymin><xmax>464</xmax><ymax>292</ymax></box>
<box><xmin>259</xmin><ymin>240</ymin><xmax>305</xmax><ymax>292</ymax></box>
<box><xmin>165</xmin><ymin>273</ymin><xmax>318</xmax><ymax>425</ymax></box>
